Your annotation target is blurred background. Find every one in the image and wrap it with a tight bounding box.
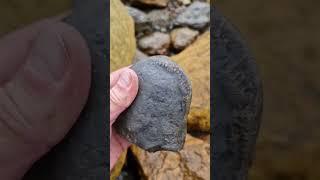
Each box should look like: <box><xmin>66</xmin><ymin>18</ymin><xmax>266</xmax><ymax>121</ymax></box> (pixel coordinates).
<box><xmin>215</xmin><ymin>1</ymin><xmax>320</xmax><ymax>180</ymax></box>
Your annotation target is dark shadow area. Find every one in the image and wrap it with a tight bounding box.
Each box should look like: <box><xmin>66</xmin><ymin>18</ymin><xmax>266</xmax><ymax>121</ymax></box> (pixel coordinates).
<box><xmin>216</xmin><ymin>0</ymin><xmax>320</xmax><ymax>179</ymax></box>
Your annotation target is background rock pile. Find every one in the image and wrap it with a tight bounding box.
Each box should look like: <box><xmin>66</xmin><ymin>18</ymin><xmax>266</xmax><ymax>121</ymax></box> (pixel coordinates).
<box><xmin>124</xmin><ymin>0</ymin><xmax>210</xmax><ymax>56</ymax></box>
<box><xmin>111</xmin><ymin>0</ymin><xmax>211</xmax><ymax>179</ymax></box>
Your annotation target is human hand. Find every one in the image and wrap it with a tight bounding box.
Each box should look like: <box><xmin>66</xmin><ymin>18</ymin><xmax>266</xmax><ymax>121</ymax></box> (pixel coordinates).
<box><xmin>0</xmin><ymin>18</ymin><xmax>91</xmax><ymax>179</ymax></box>
<box><xmin>110</xmin><ymin>67</ymin><xmax>139</xmax><ymax>170</ymax></box>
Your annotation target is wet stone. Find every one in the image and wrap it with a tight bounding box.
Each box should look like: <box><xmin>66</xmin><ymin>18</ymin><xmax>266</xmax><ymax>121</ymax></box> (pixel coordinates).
<box><xmin>114</xmin><ymin>56</ymin><xmax>192</xmax><ymax>152</ymax></box>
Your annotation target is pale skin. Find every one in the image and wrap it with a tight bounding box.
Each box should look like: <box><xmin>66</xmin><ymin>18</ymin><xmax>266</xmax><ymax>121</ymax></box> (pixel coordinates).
<box><xmin>110</xmin><ymin>67</ymin><xmax>139</xmax><ymax>170</ymax></box>
<box><xmin>0</xmin><ymin>15</ymin><xmax>137</xmax><ymax>178</ymax></box>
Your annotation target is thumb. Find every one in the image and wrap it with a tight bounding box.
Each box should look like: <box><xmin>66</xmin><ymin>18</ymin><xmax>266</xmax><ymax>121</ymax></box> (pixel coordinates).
<box><xmin>110</xmin><ymin>68</ymin><xmax>139</xmax><ymax>124</ymax></box>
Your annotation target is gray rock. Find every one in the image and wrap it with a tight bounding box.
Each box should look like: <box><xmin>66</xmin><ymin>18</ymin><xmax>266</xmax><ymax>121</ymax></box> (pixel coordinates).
<box><xmin>138</xmin><ymin>32</ymin><xmax>171</xmax><ymax>55</ymax></box>
<box><xmin>170</xmin><ymin>27</ymin><xmax>199</xmax><ymax>50</ymax></box>
<box><xmin>133</xmin><ymin>49</ymin><xmax>149</xmax><ymax>63</ymax></box>
<box><xmin>175</xmin><ymin>1</ymin><xmax>210</xmax><ymax>29</ymax></box>
<box><xmin>114</xmin><ymin>56</ymin><xmax>192</xmax><ymax>152</ymax></box>
<box><xmin>147</xmin><ymin>9</ymin><xmax>173</xmax><ymax>32</ymax></box>
<box><xmin>126</xmin><ymin>6</ymin><xmax>149</xmax><ymax>24</ymax></box>
<box><xmin>126</xmin><ymin>6</ymin><xmax>152</xmax><ymax>37</ymax></box>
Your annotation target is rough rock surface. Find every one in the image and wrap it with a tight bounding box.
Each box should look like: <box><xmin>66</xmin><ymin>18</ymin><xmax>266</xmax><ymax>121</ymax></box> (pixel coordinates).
<box><xmin>133</xmin><ymin>49</ymin><xmax>149</xmax><ymax>63</ymax></box>
<box><xmin>126</xmin><ymin>6</ymin><xmax>152</xmax><ymax>37</ymax></box>
<box><xmin>147</xmin><ymin>9</ymin><xmax>173</xmax><ymax>33</ymax></box>
<box><xmin>212</xmin><ymin>7</ymin><xmax>263</xmax><ymax>180</ymax></box>
<box><xmin>172</xmin><ymin>31</ymin><xmax>210</xmax><ymax>132</ymax></box>
<box><xmin>138</xmin><ymin>32</ymin><xmax>171</xmax><ymax>55</ymax></box>
<box><xmin>111</xmin><ymin>0</ymin><xmax>136</xmax><ymax>71</ymax></box>
<box><xmin>114</xmin><ymin>56</ymin><xmax>192</xmax><ymax>152</ymax></box>
<box><xmin>131</xmin><ymin>134</ymin><xmax>210</xmax><ymax>180</ymax></box>
<box><xmin>24</xmin><ymin>0</ymin><xmax>108</xmax><ymax>179</ymax></box>
<box><xmin>170</xmin><ymin>27</ymin><xmax>199</xmax><ymax>50</ymax></box>
<box><xmin>110</xmin><ymin>150</ymin><xmax>127</xmax><ymax>180</ymax></box>
<box><xmin>175</xmin><ymin>1</ymin><xmax>210</xmax><ymax>29</ymax></box>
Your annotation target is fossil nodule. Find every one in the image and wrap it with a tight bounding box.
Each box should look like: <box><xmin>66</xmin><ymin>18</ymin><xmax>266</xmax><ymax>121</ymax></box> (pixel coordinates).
<box><xmin>114</xmin><ymin>56</ymin><xmax>192</xmax><ymax>152</ymax></box>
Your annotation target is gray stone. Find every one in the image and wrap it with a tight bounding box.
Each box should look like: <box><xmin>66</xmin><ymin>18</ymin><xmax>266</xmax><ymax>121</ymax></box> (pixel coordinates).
<box><xmin>126</xmin><ymin>6</ymin><xmax>148</xmax><ymax>24</ymax></box>
<box><xmin>147</xmin><ymin>9</ymin><xmax>173</xmax><ymax>32</ymax></box>
<box><xmin>170</xmin><ymin>27</ymin><xmax>199</xmax><ymax>50</ymax></box>
<box><xmin>114</xmin><ymin>56</ymin><xmax>192</xmax><ymax>152</ymax></box>
<box><xmin>138</xmin><ymin>32</ymin><xmax>171</xmax><ymax>55</ymax></box>
<box><xmin>126</xmin><ymin>6</ymin><xmax>152</xmax><ymax>37</ymax></box>
<box><xmin>175</xmin><ymin>1</ymin><xmax>210</xmax><ymax>29</ymax></box>
<box><xmin>133</xmin><ymin>49</ymin><xmax>149</xmax><ymax>63</ymax></box>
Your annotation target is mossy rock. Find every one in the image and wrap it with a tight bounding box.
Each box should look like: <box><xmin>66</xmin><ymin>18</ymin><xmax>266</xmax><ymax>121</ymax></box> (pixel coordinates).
<box><xmin>110</xmin><ymin>150</ymin><xmax>127</xmax><ymax>180</ymax></box>
<box><xmin>111</xmin><ymin>0</ymin><xmax>136</xmax><ymax>72</ymax></box>
<box><xmin>172</xmin><ymin>31</ymin><xmax>210</xmax><ymax>132</ymax></box>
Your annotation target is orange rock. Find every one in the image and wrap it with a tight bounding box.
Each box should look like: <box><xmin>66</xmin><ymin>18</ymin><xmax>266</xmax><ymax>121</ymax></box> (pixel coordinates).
<box><xmin>172</xmin><ymin>31</ymin><xmax>210</xmax><ymax>132</ymax></box>
<box><xmin>111</xmin><ymin>0</ymin><xmax>136</xmax><ymax>72</ymax></box>
<box><xmin>110</xmin><ymin>150</ymin><xmax>127</xmax><ymax>180</ymax></box>
<box><xmin>131</xmin><ymin>134</ymin><xmax>210</xmax><ymax>180</ymax></box>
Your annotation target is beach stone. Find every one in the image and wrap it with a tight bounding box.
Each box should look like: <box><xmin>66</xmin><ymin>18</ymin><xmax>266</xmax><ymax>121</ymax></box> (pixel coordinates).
<box><xmin>133</xmin><ymin>49</ymin><xmax>148</xmax><ymax>63</ymax></box>
<box><xmin>170</xmin><ymin>27</ymin><xmax>199</xmax><ymax>50</ymax></box>
<box><xmin>147</xmin><ymin>9</ymin><xmax>173</xmax><ymax>32</ymax></box>
<box><xmin>130</xmin><ymin>134</ymin><xmax>210</xmax><ymax>180</ymax></box>
<box><xmin>111</xmin><ymin>0</ymin><xmax>136</xmax><ymax>71</ymax></box>
<box><xmin>172</xmin><ymin>31</ymin><xmax>210</xmax><ymax>132</ymax></box>
<box><xmin>138</xmin><ymin>32</ymin><xmax>171</xmax><ymax>55</ymax></box>
<box><xmin>114</xmin><ymin>56</ymin><xmax>192</xmax><ymax>152</ymax></box>
<box><xmin>175</xmin><ymin>1</ymin><xmax>210</xmax><ymax>29</ymax></box>
<box><xmin>126</xmin><ymin>6</ymin><xmax>152</xmax><ymax>37</ymax></box>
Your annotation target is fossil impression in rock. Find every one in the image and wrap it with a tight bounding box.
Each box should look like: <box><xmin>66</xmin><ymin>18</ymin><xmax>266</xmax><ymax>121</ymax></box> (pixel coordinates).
<box><xmin>114</xmin><ymin>56</ymin><xmax>192</xmax><ymax>152</ymax></box>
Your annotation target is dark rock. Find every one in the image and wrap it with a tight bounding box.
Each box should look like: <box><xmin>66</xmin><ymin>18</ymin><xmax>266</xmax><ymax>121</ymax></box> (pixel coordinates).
<box><xmin>212</xmin><ymin>7</ymin><xmax>263</xmax><ymax>180</ymax></box>
<box><xmin>175</xmin><ymin>1</ymin><xmax>210</xmax><ymax>29</ymax></box>
<box><xmin>129</xmin><ymin>0</ymin><xmax>169</xmax><ymax>8</ymax></box>
<box><xmin>114</xmin><ymin>56</ymin><xmax>192</xmax><ymax>152</ymax></box>
<box><xmin>23</xmin><ymin>0</ymin><xmax>108</xmax><ymax>179</ymax></box>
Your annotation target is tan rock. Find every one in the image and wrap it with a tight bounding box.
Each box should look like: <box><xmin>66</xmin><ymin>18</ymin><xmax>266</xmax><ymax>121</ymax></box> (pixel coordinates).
<box><xmin>111</xmin><ymin>0</ymin><xmax>136</xmax><ymax>72</ymax></box>
<box><xmin>172</xmin><ymin>31</ymin><xmax>210</xmax><ymax>132</ymax></box>
<box><xmin>131</xmin><ymin>134</ymin><xmax>210</xmax><ymax>180</ymax></box>
<box><xmin>110</xmin><ymin>150</ymin><xmax>127</xmax><ymax>180</ymax></box>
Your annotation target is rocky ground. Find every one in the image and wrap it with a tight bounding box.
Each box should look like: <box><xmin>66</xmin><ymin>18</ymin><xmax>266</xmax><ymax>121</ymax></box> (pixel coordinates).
<box><xmin>216</xmin><ymin>1</ymin><xmax>320</xmax><ymax>180</ymax></box>
<box><xmin>123</xmin><ymin>0</ymin><xmax>210</xmax><ymax>56</ymax></box>
<box><xmin>112</xmin><ymin>0</ymin><xmax>211</xmax><ymax>179</ymax></box>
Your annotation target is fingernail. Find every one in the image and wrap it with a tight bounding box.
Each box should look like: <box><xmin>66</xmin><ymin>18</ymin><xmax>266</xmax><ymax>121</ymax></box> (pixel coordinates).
<box><xmin>118</xmin><ymin>71</ymin><xmax>132</xmax><ymax>88</ymax></box>
<box><xmin>28</xmin><ymin>28</ymin><xmax>68</xmax><ymax>82</ymax></box>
